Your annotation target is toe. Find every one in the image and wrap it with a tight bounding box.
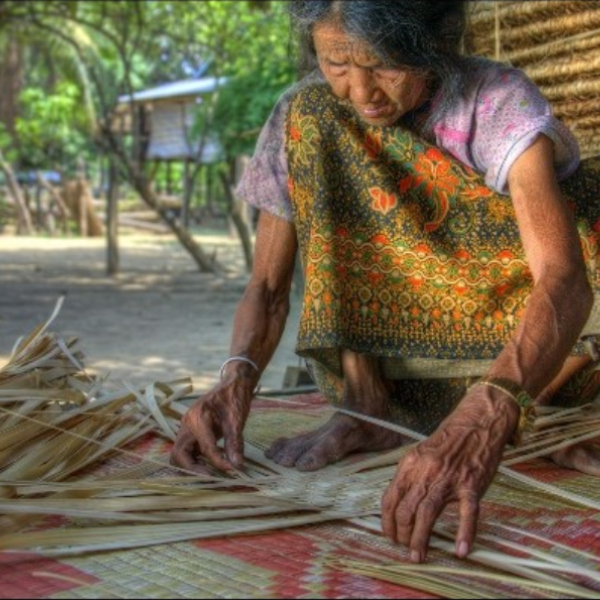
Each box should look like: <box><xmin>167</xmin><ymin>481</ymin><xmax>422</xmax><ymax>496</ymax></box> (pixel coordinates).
<box><xmin>265</xmin><ymin>437</ymin><xmax>289</xmax><ymax>459</ymax></box>
<box><xmin>295</xmin><ymin>450</ymin><xmax>332</xmax><ymax>471</ymax></box>
<box><xmin>295</xmin><ymin>433</ymin><xmax>349</xmax><ymax>471</ymax></box>
<box><xmin>272</xmin><ymin>437</ymin><xmax>312</xmax><ymax>468</ymax></box>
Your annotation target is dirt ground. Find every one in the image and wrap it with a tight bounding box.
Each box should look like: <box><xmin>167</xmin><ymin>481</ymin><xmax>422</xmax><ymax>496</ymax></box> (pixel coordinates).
<box><xmin>0</xmin><ymin>230</ymin><xmax>303</xmax><ymax>394</ymax></box>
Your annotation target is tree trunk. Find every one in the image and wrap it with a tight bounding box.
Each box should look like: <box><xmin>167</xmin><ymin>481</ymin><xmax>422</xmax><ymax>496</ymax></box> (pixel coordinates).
<box><xmin>0</xmin><ymin>37</ymin><xmax>23</xmax><ymax>149</ymax></box>
<box><xmin>132</xmin><ymin>173</ymin><xmax>221</xmax><ymax>273</ymax></box>
<box><xmin>219</xmin><ymin>171</ymin><xmax>254</xmax><ymax>273</ymax></box>
<box><xmin>77</xmin><ymin>180</ymin><xmax>88</xmax><ymax>237</ymax></box>
<box><xmin>0</xmin><ymin>149</ymin><xmax>33</xmax><ymax>235</ymax></box>
<box><xmin>99</xmin><ymin>126</ymin><xmax>221</xmax><ymax>273</ymax></box>
<box><xmin>106</xmin><ymin>157</ymin><xmax>120</xmax><ymax>275</ymax></box>
<box><xmin>182</xmin><ymin>159</ymin><xmax>191</xmax><ymax>228</ymax></box>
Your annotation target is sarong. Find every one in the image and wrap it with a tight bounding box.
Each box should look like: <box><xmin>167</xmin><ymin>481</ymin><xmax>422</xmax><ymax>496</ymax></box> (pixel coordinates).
<box><xmin>285</xmin><ymin>83</ymin><xmax>600</xmax><ymax>433</ymax></box>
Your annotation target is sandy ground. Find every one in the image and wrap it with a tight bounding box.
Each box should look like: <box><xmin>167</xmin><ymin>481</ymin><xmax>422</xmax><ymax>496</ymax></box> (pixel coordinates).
<box><xmin>0</xmin><ymin>230</ymin><xmax>303</xmax><ymax>394</ymax></box>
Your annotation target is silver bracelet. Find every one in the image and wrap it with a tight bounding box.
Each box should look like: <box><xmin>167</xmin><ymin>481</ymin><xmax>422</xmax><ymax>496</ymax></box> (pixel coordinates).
<box><xmin>219</xmin><ymin>356</ymin><xmax>259</xmax><ymax>381</ymax></box>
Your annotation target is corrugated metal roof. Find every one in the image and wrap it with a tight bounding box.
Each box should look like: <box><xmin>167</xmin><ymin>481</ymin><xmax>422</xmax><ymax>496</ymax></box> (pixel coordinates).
<box><xmin>118</xmin><ymin>77</ymin><xmax>228</xmax><ymax>104</ymax></box>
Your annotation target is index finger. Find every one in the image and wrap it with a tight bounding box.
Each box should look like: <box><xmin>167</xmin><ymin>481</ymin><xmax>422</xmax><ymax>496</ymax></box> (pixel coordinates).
<box><xmin>182</xmin><ymin>410</ymin><xmax>236</xmax><ymax>473</ymax></box>
<box><xmin>409</xmin><ymin>489</ymin><xmax>445</xmax><ymax>563</ymax></box>
<box><xmin>195</xmin><ymin>422</ymin><xmax>236</xmax><ymax>473</ymax></box>
<box><xmin>170</xmin><ymin>429</ymin><xmax>211</xmax><ymax>475</ymax></box>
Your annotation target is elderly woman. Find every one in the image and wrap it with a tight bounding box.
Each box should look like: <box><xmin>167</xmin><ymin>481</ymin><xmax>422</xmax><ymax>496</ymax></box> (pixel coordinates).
<box><xmin>172</xmin><ymin>0</ymin><xmax>600</xmax><ymax>563</ymax></box>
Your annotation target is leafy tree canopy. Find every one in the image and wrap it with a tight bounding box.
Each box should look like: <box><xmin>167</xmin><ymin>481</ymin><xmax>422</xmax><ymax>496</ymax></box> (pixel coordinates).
<box><xmin>0</xmin><ymin>1</ymin><xmax>297</xmax><ymax>169</ymax></box>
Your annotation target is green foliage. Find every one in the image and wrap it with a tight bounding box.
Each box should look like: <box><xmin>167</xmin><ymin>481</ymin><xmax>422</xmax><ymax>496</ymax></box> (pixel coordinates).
<box><xmin>188</xmin><ymin>1</ymin><xmax>295</xmax><ymax>157</ymax></box>
<box><xmin>1</xmin><ymin>0</ymin><xmax>298</xmax><ymax>176</ymax></box>
<box><xmin>15</xmin><ymin>81</ymin><xmax>91</xmax><ymax>170</ymax></box>
<box><xmin>211</xmin><ymin>59</ymin><xmax>294</xmax><ymax>157</ymax></box>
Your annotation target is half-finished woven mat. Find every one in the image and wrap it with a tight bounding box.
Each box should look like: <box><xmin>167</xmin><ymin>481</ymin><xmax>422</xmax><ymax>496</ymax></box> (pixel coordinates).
<box><xmin>2</xmin><ymin>395</ymin><xmax>600</xmax><ymax>600</ymax></box>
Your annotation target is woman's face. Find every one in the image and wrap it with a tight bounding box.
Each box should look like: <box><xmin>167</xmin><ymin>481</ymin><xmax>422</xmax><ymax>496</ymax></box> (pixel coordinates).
<box><xmin>313</xmin><ymin>21</ymin><xmax>431</xmax><ymax>127</ymax></box>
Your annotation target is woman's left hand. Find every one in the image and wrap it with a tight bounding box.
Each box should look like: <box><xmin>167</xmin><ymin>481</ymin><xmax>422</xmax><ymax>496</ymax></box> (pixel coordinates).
<box><xmin>381</xmin><ymin>386</ymin><xmax>519</xmax><ymax>563</ymax></box>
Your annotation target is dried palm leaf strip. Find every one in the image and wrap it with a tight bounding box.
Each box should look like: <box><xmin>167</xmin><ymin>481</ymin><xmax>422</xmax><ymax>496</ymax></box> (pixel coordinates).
<box><xmin>0</xmin><ymin>492</ymin><xmax>310</xmax><ymax>524</ymax></box>
<box><xmin>349</xmin><ymin>516</ymin><xmax>600</xmax><ymax>599</ymax></box>
<box><xmin>492</xmin><ymin>524</ymin><xmax>600</xmax><ymax>566</ymax></box>
<box><xmin>475</xmin><ymin>532</ymin><xmax>600</xmax><ymax>586</ymax></box>
<box><xmin>334</xmin><ymin>558</ymin><xmax>599</xmax><ymax>600</ymax></box>
<box><xmin>0</xmin><ymin>510</ymin><xmax>369</xmax><ymax>556</ymax></box>
<box><xmin>0</xmin><ymin>391</ymin><xmax>191</xmax><ymax>481</ymax></box>
<box><xmin>331</xmin><ymin>559</ymin><xmax>489</xmax><ymax>599</ymax></box>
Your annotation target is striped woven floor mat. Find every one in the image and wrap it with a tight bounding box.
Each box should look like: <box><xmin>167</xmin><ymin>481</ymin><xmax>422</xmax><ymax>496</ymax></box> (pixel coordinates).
<box><xmin>2</xmin><ymin>393</ymin><xmax>600</xmax><ymax>599</ymax></box>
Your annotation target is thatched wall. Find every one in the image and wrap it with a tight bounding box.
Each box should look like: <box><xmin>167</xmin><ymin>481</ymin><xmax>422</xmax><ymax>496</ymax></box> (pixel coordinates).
<box><xmin>465</xmin><ymin>1</ymin><xmax>600</xmax><ymax>158</ymax></box>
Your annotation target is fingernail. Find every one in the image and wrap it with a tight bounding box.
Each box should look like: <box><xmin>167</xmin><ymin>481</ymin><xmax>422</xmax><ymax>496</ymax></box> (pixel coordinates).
<box><xmin>410</xmin><ymin>550</ymin><xmax>422</xmax><ymax>563</ymax></box>
<box><xmin>457</xmin><ymin>541</ymin><xmax>469</xmax><ymax>558</ymax></box>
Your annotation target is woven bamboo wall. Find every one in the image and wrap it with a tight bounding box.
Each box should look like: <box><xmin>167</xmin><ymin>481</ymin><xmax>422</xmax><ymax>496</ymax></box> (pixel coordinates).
<box><xmin>465</xmin><ymin>1</ymin><xmax>600</xmax><ymax>158</ymax></box>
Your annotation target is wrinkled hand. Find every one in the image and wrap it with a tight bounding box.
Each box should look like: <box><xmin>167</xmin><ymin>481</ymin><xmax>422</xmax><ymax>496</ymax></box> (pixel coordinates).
<box><xmin>381</xmin><ymin>388</ymin><xmax>519</xmax><ymax>562</ymax></box>
<box><xmin>170</xmin><ymin>380</ymin><xmax>254</xmax><ymax>473</ymax></box>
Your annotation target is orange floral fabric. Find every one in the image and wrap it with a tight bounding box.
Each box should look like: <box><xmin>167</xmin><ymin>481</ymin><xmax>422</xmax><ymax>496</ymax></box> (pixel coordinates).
<box><xmin>285</xmin><ymin>84</ymin><xmax>600</xmax><ymax>378</ymax></box>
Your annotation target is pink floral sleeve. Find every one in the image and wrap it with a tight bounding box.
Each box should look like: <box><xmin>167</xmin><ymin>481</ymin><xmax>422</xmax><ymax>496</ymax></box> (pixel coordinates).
<box><xmin>432</xmin><ymin>58</ymin><xmax>580</xmax><ymax>193</ymax></box>
<box><xmin>234</xmin><ymin>90</ymin><xmax>293</xmax><ymax>221</ymax></box>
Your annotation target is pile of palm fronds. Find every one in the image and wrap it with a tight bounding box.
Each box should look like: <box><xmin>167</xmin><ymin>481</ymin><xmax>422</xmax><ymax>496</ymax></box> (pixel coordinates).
<box><xmin>1</xmin><ymin>299</ymin><xmax>600</xmax><ymax>598</ymax></box>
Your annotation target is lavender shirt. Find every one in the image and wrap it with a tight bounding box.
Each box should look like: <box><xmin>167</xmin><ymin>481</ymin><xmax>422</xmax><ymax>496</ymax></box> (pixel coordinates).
<box><xmin>236</xmin><ymin>57</ymin><xmax>580</xmax><ymax>222</ymax></box>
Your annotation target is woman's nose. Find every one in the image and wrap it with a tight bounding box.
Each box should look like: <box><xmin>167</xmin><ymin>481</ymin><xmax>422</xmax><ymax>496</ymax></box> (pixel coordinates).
<box><xmin>349</xmin><ymin>68</ymin><xmax>377</xmax><ymax>104</ymax></box>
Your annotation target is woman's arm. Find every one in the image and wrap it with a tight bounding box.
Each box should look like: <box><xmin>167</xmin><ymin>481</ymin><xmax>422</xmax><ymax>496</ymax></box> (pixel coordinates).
<box><xmin>487</xmin><ymin>135</ymin><xmax>593</xmax><ymax>392</ymax></box>
<box><xmin>171</xmin><ymin>211</ymin><xmax>298</xmax><ymax>472</ymax></box>
<box><xmin>381</xmin><ymin>134</ymin><xmax>593</xmax><ymax>562</ymax></box>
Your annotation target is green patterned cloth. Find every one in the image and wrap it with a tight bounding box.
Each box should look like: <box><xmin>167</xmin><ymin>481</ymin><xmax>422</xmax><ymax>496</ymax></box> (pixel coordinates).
<box><xmin>284</xmin><ymin>83</ymin><xmax>600</xmax><ymax>433</ymax></box>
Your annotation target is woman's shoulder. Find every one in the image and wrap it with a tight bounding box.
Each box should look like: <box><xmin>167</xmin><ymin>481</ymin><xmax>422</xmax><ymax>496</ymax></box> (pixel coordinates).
<box><xmin>438</xmin><ymin>55</ymin><xmax>549</xmax><ymax>126</ymax></box>
<box><xmin>434</xmin><ymin>55</ymin><xmax>579</xmax><ymax>193</ymax></box>
<box><xmin>456</xmin><ymin>55</ymin><xmax>535</xmax><ymax>96</ymax></box>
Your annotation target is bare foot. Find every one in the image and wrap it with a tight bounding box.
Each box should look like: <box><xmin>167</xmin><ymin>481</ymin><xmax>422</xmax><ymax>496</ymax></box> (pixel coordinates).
<box><xmin>265</xmin><ymin>412</ymin><xmax>404</xmax><ymax>471</ymax></box>
<box><xmin>265</xmin><ymin>350</ymin><xmax>403</xmax><ymax>471</ymax></box>
<box><xmin>550</xmin><ymin>442</ymin><xmax>600</xmax><ymax>476</ymax></box>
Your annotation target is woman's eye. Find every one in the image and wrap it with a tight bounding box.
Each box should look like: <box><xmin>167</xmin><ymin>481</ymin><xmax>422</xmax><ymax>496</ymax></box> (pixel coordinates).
<box><xmin>325</xmin><ymin>60</ymin><xmax>347</xmax><ymax>72</ymax></box>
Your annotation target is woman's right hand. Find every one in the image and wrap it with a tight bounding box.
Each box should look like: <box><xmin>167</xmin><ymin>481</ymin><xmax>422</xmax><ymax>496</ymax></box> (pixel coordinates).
<box><xmin>170</xmin><ymin>378</ymin><xmax>254</xmax><ymax>473</ymax></box>
<box><xmin>171</xmin><ymin>211</ymin><xmax>298</xmax><ymax>475</ymax></box>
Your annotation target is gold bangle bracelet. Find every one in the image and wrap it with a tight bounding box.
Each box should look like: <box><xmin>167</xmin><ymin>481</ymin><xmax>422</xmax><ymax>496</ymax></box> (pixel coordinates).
<box><xmin>472</xmin><ymin>377</ymin><xmax>535</xmax><ymax>446</ymax></box>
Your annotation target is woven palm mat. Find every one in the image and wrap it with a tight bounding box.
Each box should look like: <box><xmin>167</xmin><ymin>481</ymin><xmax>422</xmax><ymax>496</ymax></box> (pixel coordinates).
<box><xmin>3</xmin><ymin>394</ymin><xmax>600</xmax><ymax>599</ymax></box>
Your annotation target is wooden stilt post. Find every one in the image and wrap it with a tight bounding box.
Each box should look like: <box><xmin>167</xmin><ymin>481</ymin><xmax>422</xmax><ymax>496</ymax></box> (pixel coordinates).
<box><xmin>182</xmin><ymin>159</ymin><xmax>191</xmax><ymax>228</ymax></box>
<box><xmin>106</xmin><ymin>157</ymin><xmax>120</xmax><ymax>276</ymax></box>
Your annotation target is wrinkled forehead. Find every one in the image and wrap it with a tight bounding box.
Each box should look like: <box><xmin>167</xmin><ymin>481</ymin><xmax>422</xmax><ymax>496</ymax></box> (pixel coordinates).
<box><xmin>313</xmin><ymin>21</ymin><xmax>380</xmax><ymax>63</ymax></box>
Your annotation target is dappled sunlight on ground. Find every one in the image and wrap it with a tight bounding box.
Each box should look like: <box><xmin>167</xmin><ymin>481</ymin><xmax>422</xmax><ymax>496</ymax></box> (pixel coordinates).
<box><xmin>0</xmin><ymin>232</ymin><xmax>301</xmax><ymax>392</ymax></box>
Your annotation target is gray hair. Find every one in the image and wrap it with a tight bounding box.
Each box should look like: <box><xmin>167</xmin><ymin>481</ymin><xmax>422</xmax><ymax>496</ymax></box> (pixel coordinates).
<box><xmin>289</xmin><ymin>0</ymin><xmax>468</xmax><ymax>130</ymax></box>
